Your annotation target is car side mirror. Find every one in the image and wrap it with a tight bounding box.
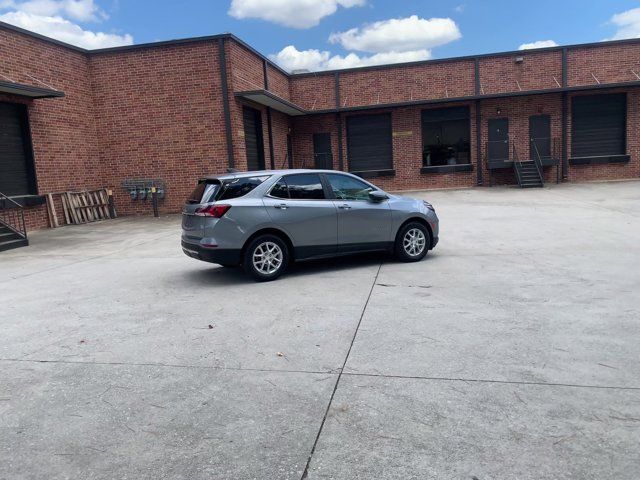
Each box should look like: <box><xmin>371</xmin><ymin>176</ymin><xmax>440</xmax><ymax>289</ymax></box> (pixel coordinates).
<box><xmin>368</xmin><ymin>190</ymin><xmax>389</xmax><ymax>202</ymax></box>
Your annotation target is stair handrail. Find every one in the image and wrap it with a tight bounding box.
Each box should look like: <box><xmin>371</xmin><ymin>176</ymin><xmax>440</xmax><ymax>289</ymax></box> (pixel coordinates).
<box><xmin>512</xmin><ymin>142</ymin><xmax>523</xmax><ymax>185</ymax></box>
<box><xmin>0</xmin><ymin>191</ymin><xmax>27</xmax><ymax>239</ymax></box>
<box><xmin>529</xmin><ymin>138</ymin><xmax>545</xmax><ymax>183</ymax></box>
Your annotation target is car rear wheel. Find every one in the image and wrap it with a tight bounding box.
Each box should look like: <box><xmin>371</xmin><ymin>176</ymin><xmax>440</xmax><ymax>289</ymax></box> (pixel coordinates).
<box><xmin>243</xmin><ymin>235</ymin><xmax>289</xmax><ymax>281</ymax></box>
<box><xmin>394</xmin><ymin>222</ymin><xmax>430</xmax><ymax>262</ymax></box>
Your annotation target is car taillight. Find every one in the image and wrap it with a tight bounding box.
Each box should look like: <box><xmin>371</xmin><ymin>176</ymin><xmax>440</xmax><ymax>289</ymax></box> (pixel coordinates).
<box><xmin>194</xmin><ymin>204</ymin><xmax>232</xmax><ymax>218</ymax></box>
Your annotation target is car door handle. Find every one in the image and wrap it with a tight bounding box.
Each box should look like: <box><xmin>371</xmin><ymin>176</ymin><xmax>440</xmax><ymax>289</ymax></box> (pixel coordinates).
<box><xmin>274</xmin><ymin>203</ymin><xmax>288</xmax><ymax>210</ymax></box>
<box><xmin>338</xmin><ymin>204</ymin><xmax>351</xmax><ymax>210</ymax></box>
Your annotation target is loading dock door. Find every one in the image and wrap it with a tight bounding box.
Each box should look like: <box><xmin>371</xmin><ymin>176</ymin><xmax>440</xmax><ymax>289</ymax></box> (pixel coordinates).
<box><xmin>346</xmin><ymin>114</ymin><xmax>393</xmax><ymax>172</ymax></box>
<box><xmin>572</xmin><ymin>93</ymin><xmax>626</xmax><ymax>157</ymax></box>
<box><xmin>243</xmin><ymin>106</ymin><xmax>265</xmax><ymax>171</ymax></box>
<box><xmin>0</xmin><ymin>103</ymin><xmax>35</xmax><ymax>196</ymax></box>
<box><xmin>488</xmin><ymin>118</ymin><xmax>509</xmax><ymax>161</ymax></box>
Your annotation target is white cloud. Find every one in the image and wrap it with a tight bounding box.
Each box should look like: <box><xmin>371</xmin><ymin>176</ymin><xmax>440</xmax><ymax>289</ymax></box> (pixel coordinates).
<box><xmin>0</xmin><ymin>0</ymin><xmax>105</xmax><ymax>21</ymax></box>
<box><xmin>609</xmin><ymin>7</ymin><xmax>640</xmax><ymax>40</ymax></box>
<box><xmin>0</xmin><ymin>10</ymin><xmax>133</xmax><ymax>48</ymax></box>
<box><xmin>454</xmin><ymin>4</ymin><xmax>465</xmax><ymax>13</ymax></box>
<box><xmin>518</xmin><ymin>40</ymin><xmax>558</xmax><ymax>50</ymax></box>
<box><xmin>269</xmin><ymin>44</ymin><xmax>431</xmax><ymax>72</ymax></box>
<box><xmin>228</xmin><ymin>0</ymin><xmax>366</xmax><ymax>29</ymax></box>
<box><xmin>329</xmin><ymin>15</ymin><xmax>461</xmax><ymax>53</ymax></box>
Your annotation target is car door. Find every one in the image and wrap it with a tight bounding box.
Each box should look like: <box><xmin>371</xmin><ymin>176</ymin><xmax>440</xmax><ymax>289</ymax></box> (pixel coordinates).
<box><xmin>324</xmin><ymin>173</ymin><xmax>392</xmax><ymax>253</ymax></box>
<box><xmin>263</xmin><ymin>173</ymin><xmax>337</xmax><ymax>259</ymax></box>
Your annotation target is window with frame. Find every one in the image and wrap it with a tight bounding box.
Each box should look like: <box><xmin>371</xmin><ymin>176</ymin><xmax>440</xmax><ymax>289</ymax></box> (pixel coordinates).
<box><xmin>273</xmin><ymin>174</ymin><xmax>325</xmax><ymax>200</ymax></box>
<box><xmin>421</xmin><ymin>106</ymin><xmax>471</xmax><ymax>167</ymax></box>
<box><xmin>325</xmin><ymin>173</ymin><xmax>374</xmax><ymax>201</ymax></box>
<box><xmin>571</xmin><ymin>93</ymin><xmax>626</xmax><ymax>158</ymax></box>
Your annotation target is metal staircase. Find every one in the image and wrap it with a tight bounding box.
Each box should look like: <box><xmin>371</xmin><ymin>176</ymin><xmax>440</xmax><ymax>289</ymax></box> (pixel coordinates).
<box><xmin>0</xmin><ymin>191</ymin><xmax>28</xmax><ymax>252</ymax></box>
<box><xmin>512</xmin><ymin>144</ymin><xmax>544</xmax><ymax>188</ymax></box>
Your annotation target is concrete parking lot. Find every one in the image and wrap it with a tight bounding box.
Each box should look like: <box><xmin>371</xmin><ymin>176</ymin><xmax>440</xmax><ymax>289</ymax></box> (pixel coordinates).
<box><xmin>1</xmin><ymin>181</ymin><xmax>639</xmax><ymax>479</ymax></box>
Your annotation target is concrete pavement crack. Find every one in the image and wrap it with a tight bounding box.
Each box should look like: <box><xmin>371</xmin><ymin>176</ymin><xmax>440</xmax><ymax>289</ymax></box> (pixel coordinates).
<box><xmin>2</xmin><ymin>357</ymin><xmax>637</xmax><ymax>391</ymax></box>
<box><xmin>0</xmin><ymin>358</ymin><xmax>335</xmax><ymax>377</ymax></box>
<box><xmin>300</xmin><ymin>260</ymin><xmax>383</xmax><ymax>480</ymax></box>
<box><xmin>342</xmin><ymin>372</ymin><xmax>640</xmax><ymax>391</ymax></box>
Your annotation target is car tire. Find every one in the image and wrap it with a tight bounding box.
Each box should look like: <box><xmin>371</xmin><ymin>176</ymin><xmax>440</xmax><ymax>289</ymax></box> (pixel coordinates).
<box><xmin>243</xmin><ymin>234</ymin><xmax>289</xmax><ymax>281</ymax></box>
<box><xmin>394</xmin><ymin>222</ymin><xmax>430</xmax><ymax>262</ymax></box>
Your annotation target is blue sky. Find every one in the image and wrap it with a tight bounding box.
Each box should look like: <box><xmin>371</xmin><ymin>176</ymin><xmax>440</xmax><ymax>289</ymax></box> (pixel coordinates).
<box><xmin>1</xmin><ymin>1</ymin><xmax>640</xmax><ymax>71</ymax></box>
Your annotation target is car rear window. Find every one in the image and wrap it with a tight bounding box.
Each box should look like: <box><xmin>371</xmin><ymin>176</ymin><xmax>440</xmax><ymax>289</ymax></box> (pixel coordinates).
<box><xmin>187</xmin><ymin>181</ymin><xmax>220</xmax><ymax>204</ymax></box>
<box><xmin>217</xmin><ymin>176</ymin><xmax>270</xmax><ymax>200</ymax></box>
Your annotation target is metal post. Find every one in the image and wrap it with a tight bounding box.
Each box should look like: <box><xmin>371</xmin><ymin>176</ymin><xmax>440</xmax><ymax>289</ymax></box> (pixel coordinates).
<box><xmin>151</xmin><ymin>187</ymin><xmax>159</xmax><ymax>218</ymax></box>
<box><xmin>561</xmin><ymin>48</ymin><xmax>568</xmax><ymax>181</ymax></box>
<box><xmin>218</xmin><ymin>38</ymin><xmax>235</xmax><ymax>169</ymax></box>
<box><xmin>107</xmin><ymin>189</ymin><xmax>116</xmax><ymax>218</ymax></box>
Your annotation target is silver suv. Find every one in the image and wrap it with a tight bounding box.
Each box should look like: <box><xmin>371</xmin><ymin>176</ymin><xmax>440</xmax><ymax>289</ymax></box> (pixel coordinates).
<box><xmin>182</xmin><ymin>170</ymin><xmax>439</xmax><ymax>281</ymax></box>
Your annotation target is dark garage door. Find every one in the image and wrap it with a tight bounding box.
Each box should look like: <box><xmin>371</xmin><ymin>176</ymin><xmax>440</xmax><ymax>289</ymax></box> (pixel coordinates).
<box><xmin>0</xmin><ymin>103</ymin><xmax>35</xmax><ymax>196</ymax></box>
<box><xmin>572</xmin><ymin>93</ymin><xmax>626</xmax><ymax>158</ymax></box>
<box><xmin>243</xmin><ymin>106</ymin><xmax>265</xmax><ymax>171</ymax></box>
<box><xmin>346</xmin><ymin>114</ymin><xmax>392</xmax><ymax>172</ymax></box>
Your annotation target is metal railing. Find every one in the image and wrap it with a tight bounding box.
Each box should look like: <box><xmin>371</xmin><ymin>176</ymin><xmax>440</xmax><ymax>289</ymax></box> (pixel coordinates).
<box><xmin>530</xmin><ymin>137</ymin><xmax>561</xmax><ymax>183</ymax></box>
<box><xmin>0</xmin><ymin>191</ymin><xmax>27</xmax><ymax>239</ymax></box>
<box><xmin>529</xmin><ymin>140</ymin><xmax>545</xmax><ymax>183</ymax></box>
<box><xmin>511</xmin><ymin>142</ymin><xmax>524</xmax><ymax>185</ymax></box>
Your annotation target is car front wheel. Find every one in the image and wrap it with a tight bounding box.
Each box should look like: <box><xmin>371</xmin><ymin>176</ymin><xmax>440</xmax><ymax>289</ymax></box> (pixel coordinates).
<box><xmin>243</xmin><ymin>235</ymin><xmax>289</xmax><ymax>281</ymax></box>
<box><xmin>394</xmin><ymin>222</ymin><xmax>430</xmax><ymax>262</ymax></box>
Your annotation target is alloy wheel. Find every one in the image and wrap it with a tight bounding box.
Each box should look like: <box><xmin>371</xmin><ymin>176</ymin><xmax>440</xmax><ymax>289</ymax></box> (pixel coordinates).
<box><xmin>252</xmin><ymin>241</ymin><xmax>283</xmax><ymax>275</ymax></box>
<box><xmin>403</xmin><ymin>228</ymin><xmax>426</xmax><ymax>257</ymax></box>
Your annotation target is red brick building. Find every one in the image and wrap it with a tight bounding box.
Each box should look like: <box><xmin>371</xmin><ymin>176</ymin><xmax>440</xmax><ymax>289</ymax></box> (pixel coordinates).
<box><xmin>1</xmin><ymin>21</ymin><xmax>639</xmax><ymax>231</ymax></box>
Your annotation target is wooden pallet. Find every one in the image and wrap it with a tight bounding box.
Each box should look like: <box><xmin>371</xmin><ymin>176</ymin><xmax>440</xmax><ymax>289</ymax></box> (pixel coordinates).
<box><xmin>47</xmin><ymin>189</ymin><xmax>116</xmax><ymax>227</ymax></box>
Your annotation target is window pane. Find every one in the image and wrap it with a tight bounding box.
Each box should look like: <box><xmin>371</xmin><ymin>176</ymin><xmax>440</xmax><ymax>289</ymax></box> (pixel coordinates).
<box><xmin>218</xmin><ymin>176</ymin><xmax>270</xmax><ymax>200</ymax></box>
<box><xmin>326</xmin><ymin>173</ymin><xmax>373</xmax><ymax>200</ymax></box>
<box><xmin>270</xmin><ymin>178</ymin><xmax>289</xmax><ymax>199</ymax></box>
<box><xmin>285</xmin><ymin>174</ymin><xmax>325</xmax><ymax>200</ymax></box>
<box><xmin>422</xmin><ymin>107</ymin><xmax>470</xmax><ymax>166</ymax></box>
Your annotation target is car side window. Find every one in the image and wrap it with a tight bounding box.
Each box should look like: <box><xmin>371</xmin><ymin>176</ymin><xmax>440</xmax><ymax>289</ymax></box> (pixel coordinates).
<box><xmin>270</xmin><ymin>178</ymin><xmax>290</xmax><ymax>199</ymax></box>
<box><xmin>326</xmin><ymin>173</ymin><xmax>374</xmax><ymax>201</ymax></box>
<box><xmin>284</xmin><ymin>174</ymin><xmax>326</xmax><ymax>200</ymax></box>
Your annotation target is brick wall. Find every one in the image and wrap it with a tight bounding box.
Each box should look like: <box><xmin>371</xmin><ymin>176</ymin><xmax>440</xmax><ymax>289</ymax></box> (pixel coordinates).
<box><xmin>292</xmin><ymin>103</ymin><xmax>478</xmax><ymax>191</ymax></box>
<box><xmin>567</xmin><ymin>44</ymin><xmax>640</xmax><ymax>86</ymax></box>
<box><xmin>290</xmin><ymin>74</ymin><xmax>335</xmax><ymax>111</ymax></box>
<box><xmin>338</xmin><ymin>60</ymin><xmax>476</xmax><ymax>108</ymax></box>
<box><xmin>480</xmin><ymin>94</ymin><xmax>563</xmax><ymax>185</ymax></box>
<box><xmin>90</xmin><ymin>41</ymin><xmax>226</xmax><ymax>215</ymax></box>
<box><xmin>0</xmin><ymin>27</ymin><xmax>100</xmax><ymax>228</ymax></box>
<box><xmin>479</xmin><ymin>51</ymin><xmax>562</xmax><ymax>94</ymax></box>
<box><xmin>3</xmin><ymin>25</ymin><xmax>640</xmax><ymax>233</ymax></box>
